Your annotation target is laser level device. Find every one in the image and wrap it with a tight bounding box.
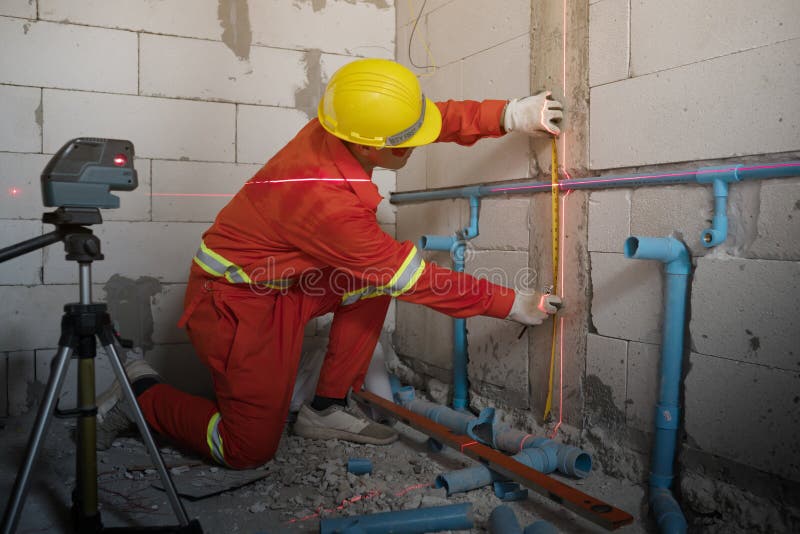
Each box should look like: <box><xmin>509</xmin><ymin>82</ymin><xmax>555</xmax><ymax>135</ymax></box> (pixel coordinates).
<box><xmin>41</xmin><ymin>137</ymin><xmax>137</xmax><ymax>209</ymax></box>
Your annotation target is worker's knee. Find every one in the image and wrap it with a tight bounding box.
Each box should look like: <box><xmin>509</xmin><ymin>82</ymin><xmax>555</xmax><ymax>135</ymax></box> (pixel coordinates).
<box><xmin>219</xmin><ymin>431</ymin><xmax>280</xmax><ymax>470</ymax></box>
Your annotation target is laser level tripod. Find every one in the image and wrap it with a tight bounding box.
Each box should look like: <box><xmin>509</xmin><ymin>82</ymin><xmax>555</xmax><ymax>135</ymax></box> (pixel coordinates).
<box><xmin>1</xmin><ymin>137</ymin><xmax>202</xmax><ymax>533</ymax></box>
<box><xmin>0</xmin><ymin>207</ymin><xmax>202</xmax><ymax>533</ymax></box>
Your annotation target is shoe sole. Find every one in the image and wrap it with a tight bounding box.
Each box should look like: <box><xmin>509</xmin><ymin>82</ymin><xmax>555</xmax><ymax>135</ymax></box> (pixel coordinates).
<box><xmin>292</xmin><ymin>421</ymin><xmax>398</xmax><ymax>446</ymax></box>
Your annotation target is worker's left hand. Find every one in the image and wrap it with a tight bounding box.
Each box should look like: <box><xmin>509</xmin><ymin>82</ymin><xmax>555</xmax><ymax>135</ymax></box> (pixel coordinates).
<box><xmin>503</xmin><ymin>91</ymin><xmax>563</xmax><ymax>137</ymax></box>
<box><xmin>506</xmin><ymin>290</ymin><xmax>563</xmax><ymax>326</ymax></box>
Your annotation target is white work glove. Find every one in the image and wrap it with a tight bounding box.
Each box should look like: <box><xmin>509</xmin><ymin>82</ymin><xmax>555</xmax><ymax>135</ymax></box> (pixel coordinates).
<box><xmin>503</xmin><ymin>91</ymin><xmax>563</xmax><ymax>137</ymax></box>
<box><xmin>506</xmin><ymin>290</ymin><xmax>562</xmax><ymax>326</ymax></box>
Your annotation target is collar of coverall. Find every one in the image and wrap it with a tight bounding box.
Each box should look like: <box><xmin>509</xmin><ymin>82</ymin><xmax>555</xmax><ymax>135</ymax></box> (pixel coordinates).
<box><xmin>323</xmin><ymin>128</ymin><xmax>383</xmax><ymax>212</ymax></box>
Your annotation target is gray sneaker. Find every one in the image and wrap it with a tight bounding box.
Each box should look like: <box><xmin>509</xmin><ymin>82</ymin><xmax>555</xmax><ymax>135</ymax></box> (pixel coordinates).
<box><xmin>95</xmin><ymin>359</ymin><xmax>160</xmax><ymax>450</ymax></box>
<box><xmin>292</xmin><ymin>404</ymin><xmax>398</xmax><ymax>445</ymax></box>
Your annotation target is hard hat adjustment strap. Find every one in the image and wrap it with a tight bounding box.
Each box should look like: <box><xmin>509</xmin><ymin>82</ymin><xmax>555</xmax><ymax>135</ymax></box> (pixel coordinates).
<box><xmin>386</xmin><ymin>95</ymin><xmax>426</xmax><ymax>146</ymax></box>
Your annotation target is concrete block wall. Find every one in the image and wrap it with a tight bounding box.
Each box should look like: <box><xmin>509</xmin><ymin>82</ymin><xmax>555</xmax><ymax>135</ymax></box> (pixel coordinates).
<box><xmin>586</xmin><ymin>0</ymin><xmax>800</xmax><ymax>525</ymax></box>
<box><xmin>394</xmin><ymin>0</ymin><xmax>540</xmax><ymax>407</ymax></box>
<box><xmin>0</xmin><ymin>1</ymin><xmax>396</xmax><ymax>416</ymax></box>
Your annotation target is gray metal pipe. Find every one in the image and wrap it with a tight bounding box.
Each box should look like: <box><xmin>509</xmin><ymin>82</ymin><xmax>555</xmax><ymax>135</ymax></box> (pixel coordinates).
<box><xmin>390</xmin><ymin>161</ymin><xmax>800</xmax><ymax>204</ymax></box>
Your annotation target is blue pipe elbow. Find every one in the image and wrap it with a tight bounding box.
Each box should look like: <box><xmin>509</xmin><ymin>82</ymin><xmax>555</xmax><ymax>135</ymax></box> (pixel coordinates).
<box><xmin>624</xmin><ymin>236</ymin><xmax>690</xmax><ymax>275</ymax></box>
<box><xmin>696</xmin><ymin>165</ymin><xmax>741</xmax><ymax>248</ymax></box>
<box><xmin>530</xmin><ymin>438</ymin><xmax>592</xmax><ymax>479</ymax></box>
<box><xmin>650</xmin><ymin>488</ymin><xmax>688</xmax><ymax>534</ymax></box>
<box><xmin>463</xmin><ymin>196</ymin><xmax>480</xmax><ymax>239</ymax></box>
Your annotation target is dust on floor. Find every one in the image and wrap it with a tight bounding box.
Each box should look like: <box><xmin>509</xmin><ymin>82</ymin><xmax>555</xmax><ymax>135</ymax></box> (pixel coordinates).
<box><xmin>0</xmin><ymin>412</ymin><xmax>653</xmax><ymax>533</ymax></box>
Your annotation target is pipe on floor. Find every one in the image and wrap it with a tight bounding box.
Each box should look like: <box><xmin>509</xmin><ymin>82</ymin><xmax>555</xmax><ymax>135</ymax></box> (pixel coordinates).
<box><xmin>625</xmin><ymin>236</ymin><xmax>689</xmax><ymax>534</ymax></box>
<box><xmin>398</xmin><ymin>386</ymin><xmax>591</xmax><ymax>480</ymax></box>
<box><xmin>524</xmin><ymin>520</ymin><xmax>559</xmax><ymax>534</ymax></box>
<box><xmin>469</xmin><ymin>407</ymin><xmax>591</xmax><ymax>478</ymax></box>
<box><xmin>435</xmin><ymin>446</ymin><xmax>557</xmax><ymax>495</ymax></box>
<box><xmin>488</xmin><ymin>505</ymin><xmax>523</xmax><ymax>534</ymax></box>
<box><xmin>319</xmin><ymin>503</ymin><xmax>473</xmax><ymax>534</ymax></box>
<box><xmin>395</xmin><ymin>386</ymin><xmax>474</xmax><ymax>434</ymax></box>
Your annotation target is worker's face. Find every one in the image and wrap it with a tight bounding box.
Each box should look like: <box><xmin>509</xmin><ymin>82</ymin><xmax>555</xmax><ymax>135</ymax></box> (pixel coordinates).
<box><xmin>370</xmin><ymin>146</ymin><xmax>415</xmax><ymax>170</ymax></box>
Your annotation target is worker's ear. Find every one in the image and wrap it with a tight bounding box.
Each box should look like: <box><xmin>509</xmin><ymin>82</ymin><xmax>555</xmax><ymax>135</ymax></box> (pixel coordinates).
<box><xmin>348</xmin><ymin>143</ymin><xmax>378</xmax><ymax>157</ymax></box>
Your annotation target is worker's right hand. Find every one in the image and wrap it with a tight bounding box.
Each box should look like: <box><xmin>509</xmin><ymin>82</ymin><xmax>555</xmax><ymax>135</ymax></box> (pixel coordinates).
<box><xmin>506</xmin><ymin>290</ymin><xmax>562</xmax><ymax>326</ymax></box>
<box><xmin>503</xmin><ymin>91</ymin><xmax>563</xmax><ymax>137</ymax></box>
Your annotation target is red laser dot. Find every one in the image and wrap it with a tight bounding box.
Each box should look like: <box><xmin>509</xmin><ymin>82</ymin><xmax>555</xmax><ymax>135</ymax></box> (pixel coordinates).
<box><xmin>113</xmin><ymin>153</ymin><xmax>127</xmax><ymax>166</ymax></box>
<box><xmin>9</xmin><ymin>187</ymin><xmax>20</xmax><ymax>197</ymax></box>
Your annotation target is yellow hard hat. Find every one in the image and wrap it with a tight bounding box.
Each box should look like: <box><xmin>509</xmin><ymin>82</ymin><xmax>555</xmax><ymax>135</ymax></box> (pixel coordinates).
<box><xmin>318</xmin><ymin>58</ymin><xmax>442</xmax><ymax>148</ymax></box>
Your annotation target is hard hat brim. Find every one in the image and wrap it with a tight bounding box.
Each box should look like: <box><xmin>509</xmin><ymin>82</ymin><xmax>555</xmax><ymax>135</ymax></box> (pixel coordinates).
<box><xmin>389</xmin><ymin>97</ymin><xmax>442</xmax><ymax>148</ymax></box>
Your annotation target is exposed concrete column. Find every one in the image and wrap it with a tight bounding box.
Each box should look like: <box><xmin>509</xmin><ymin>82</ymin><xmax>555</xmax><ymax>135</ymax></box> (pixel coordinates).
<box><xmin>527</xmin><ymin>0</ymin><xmax>590</xmax><ymax>424</ymax></box>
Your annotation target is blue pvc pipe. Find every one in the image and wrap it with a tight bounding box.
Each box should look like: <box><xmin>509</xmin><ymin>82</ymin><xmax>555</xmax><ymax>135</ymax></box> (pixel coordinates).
<box><xmin>435</xmin><ymin>446</ymin><xmax>556</xmax><ymax>495</ymax></box>
<box><xmin>489</xmin><ymin>505</ymin><xmax>523</xmax><ymax>534</ymax></box>
<box><xmin>472</xmin><ymin>413</ymin><xmax>593</xmax><ymax>478</ymax></box>
<box><xmin>696</xmin><ymin>165</ymin><xmax>742</xmax><ymax>247</ymax></box>
<box><xmin>529</xmin><ymin>437</ymin><xmax>592</xmax><ymax>479</ymax></box>
<box><xmin>419</xmin><ymin>233</ymin><xmax>457</xmax><ymax>252</ymax></box>
<box><xmin>523</xmin><ymin>520</ymin><xmax>559</xmax><ymax>534</ymax></box>
<box><xmin>319</xmin><ymin>503</ymin><xmax>474</xmax><ymax>534</ymax></box>
<box><xmin>625</xmin><ymin>236</ymin><xmax>689</xmax><ymax>534</ymax></box>
<box><xmin>418</xmin><ymin>197</ymin><xmax>480</xmax><ymax>411</ymax></box>
<box><xmin>347</xmin><ymin>457</ymin><xmax>372</xmax><ymax>475</ymax></box>
<box><xmin>396</xmin><ymin>386</ymin><xmax>474</xmax><ymax>433</ymax></box>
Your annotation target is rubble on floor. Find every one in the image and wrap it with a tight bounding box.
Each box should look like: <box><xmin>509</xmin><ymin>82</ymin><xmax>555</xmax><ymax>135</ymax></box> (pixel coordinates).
<box><xmin>0</xmin><ymin>410</ymin><xmax>652</xmax><ymax>533</ymax></box>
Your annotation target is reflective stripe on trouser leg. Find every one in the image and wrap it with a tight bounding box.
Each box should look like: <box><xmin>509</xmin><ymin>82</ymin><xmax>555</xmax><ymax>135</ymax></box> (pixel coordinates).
<box><xmin>206</xmin><ymin>412</ymin><xmax>228</xmax><ymax>466</ymax></box>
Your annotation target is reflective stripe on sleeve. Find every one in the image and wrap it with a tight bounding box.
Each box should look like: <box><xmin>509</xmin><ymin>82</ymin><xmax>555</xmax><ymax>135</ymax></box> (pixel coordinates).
<box><xmin>340</xmin><ymin>247</ymin><xmax>426</xmax><ymax>305</ymax></box>
<box><xmin>385</xmin><ymin>246</ymin><xmax>426</xmax><ymax>297</ymax></box>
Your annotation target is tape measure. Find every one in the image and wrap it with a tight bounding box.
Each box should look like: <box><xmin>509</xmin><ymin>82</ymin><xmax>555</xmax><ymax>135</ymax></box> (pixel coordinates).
<box><xmin>543</xmin><ymin>137</ymin><xmax>560</xmax><ymax>421</ymax></box>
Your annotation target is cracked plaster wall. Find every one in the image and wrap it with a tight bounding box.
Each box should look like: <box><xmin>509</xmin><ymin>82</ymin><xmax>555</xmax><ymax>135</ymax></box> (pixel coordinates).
<box><xmin>0</xmin><ymin>0</ymin><xmax>396</xmax><ymax>415</ymax></box>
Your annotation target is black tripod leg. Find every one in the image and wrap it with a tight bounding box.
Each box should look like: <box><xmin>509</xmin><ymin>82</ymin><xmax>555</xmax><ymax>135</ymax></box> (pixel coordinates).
<box><xmin>1</xmin><ymin>345</ymin><xmax>73</xmax><ymax>534</ymax></box>
<box><xmin>101</xmin><ymin>341</ymin><xmax>191</xmax><ymax>527</ymax></box>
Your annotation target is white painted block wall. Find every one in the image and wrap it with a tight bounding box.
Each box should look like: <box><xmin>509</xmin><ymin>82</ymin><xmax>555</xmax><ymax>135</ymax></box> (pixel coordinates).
<box><xmin>588</xmin><ymin>0</ymin><xmax>800</xmax><ymax>484</ymax></box>
<box><xmin>0</xmin><ymin>1</ymin><xmax>397</xmax><ymax>416</ymax></box>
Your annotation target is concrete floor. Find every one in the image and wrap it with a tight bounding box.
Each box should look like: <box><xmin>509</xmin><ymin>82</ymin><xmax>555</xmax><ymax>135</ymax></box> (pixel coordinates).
<box><xmin>1</xmin><ymin>410</ymin><xmax>655</xmax><ymax>533</ymax></box>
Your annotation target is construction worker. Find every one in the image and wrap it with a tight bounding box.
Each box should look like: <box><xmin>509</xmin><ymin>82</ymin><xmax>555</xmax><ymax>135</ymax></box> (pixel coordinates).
<box><xmin>96</xmin><ymin>58</ymin><xmax>563</xmax><ymax>469</ymax></box>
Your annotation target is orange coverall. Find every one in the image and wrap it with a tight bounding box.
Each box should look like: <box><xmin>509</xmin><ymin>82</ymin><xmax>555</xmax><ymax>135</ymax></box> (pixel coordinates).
<box><xmin>137</xmin><ymin>100</ymin><xmax>517</xmax><ymax>468</ymax></box>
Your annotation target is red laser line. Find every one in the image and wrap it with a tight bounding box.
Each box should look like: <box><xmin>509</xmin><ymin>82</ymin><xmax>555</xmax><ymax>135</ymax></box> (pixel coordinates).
<box><xmin>393</xmin><ymin>482</ymin><xmax>433</xmax><ymax>497</ymax></box>
<box><xmin>460</xmin><ymin>440</ymin><xmax>478</xmax><ymax>453</ymax></box>
<box><xmin>553</xmin><ymin>0</ymin><xmax>569</xmax><ymax>438</ymax></box>
<box><xmin>149</xmin><ymin>193</ymin><xmax>234</xmax><ymax>197</ymax></box>
<box><xmin>248</xmin><ymin>177</ymin><xmax>372</xmax><ymax>185</ymax></box>
<box><xmin>285</xmin><ymin>483</ymin><xmax>432</xmax><ymax>524</ymax></box>
<box><xmin>487</xmin><ymin>163</ymin><xmax>800</xmax><ymax>194</ymax></box>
